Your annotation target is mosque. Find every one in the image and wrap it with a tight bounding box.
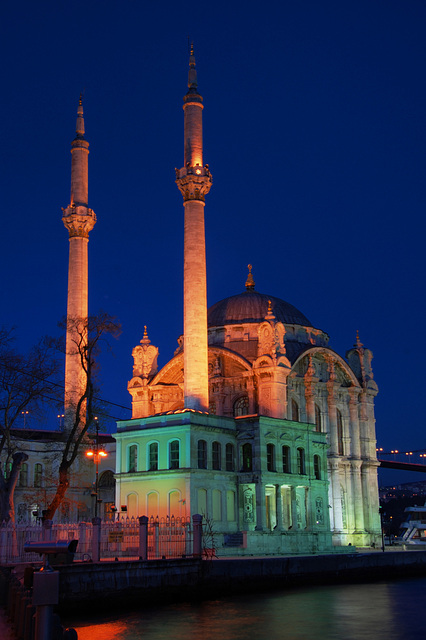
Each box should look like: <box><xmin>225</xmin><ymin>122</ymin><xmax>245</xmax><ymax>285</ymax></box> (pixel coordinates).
<box><xmin>64</xmin><ymin>48</ymin><xmax>382</xmax><ymax>553</ymax></box>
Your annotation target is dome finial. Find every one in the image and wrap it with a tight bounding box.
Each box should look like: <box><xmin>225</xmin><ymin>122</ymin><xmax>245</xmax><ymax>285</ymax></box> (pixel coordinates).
<box><xmin>265</xmin><ymin>299</ymin><xmax>275</xmax><ymax>321</ymax></box>
<box><xmin>140</xmin><ymin>325</ymin><xmax>151</xmax><ymax>346</ymax></box>
<box><xmin>245</xmin><ymin>264</ymin><xmax>255</xmax><ymax>291</ymax></box>
<box><xmin>355</xmin><ymin>330</ymin><xmax>364</xmax><ymax>348</ymax></box>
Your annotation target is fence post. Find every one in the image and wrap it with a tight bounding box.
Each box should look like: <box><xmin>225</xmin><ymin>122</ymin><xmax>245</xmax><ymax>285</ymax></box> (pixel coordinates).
<box><xmin>91</xmin><ymin>517</ymin><xmax>101</xmax><ymax>562</ymax></box>
<box><xmin>138</xmin><ymin>516</ymin><xmax>148</xmax><ymax>560</ymax></box>
<box><xmin>42</xmin><ymin>519</ymin><xmax>53</xmax><ymax>541</ymax></box>
<box><xmin>192</xmin><ymin>514</ymin><xmax>203</xmax><ymax>557</ymax></box>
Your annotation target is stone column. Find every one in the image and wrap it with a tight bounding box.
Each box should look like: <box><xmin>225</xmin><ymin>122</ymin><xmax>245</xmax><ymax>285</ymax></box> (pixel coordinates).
<box><xmin>304</xmin><ymin>355</ymin><xmax>316</xmax><ymax>424</ymax></box>
<box><xmin>254</xmin><ymin>481</ymin><xmax>265</xmax><ymax>531</ymax></box>
<box><xmin>348</xmin><ymin>387</ymin><xmax>361</xmax><ymax>458</ymax></box>
<box><xmin>276</xmin><ymin>484</ymin><xmax>284</xmax><ymax>531</ymax></box>
<box><xmin>329</xmin><ymin>460</ymin><xmax>344</xmax><ymax>533</ymax></box>
<box><xmin>350</xmin><ymin>460</ymin><xmax>365</xmax><ymax>533</ymax></box>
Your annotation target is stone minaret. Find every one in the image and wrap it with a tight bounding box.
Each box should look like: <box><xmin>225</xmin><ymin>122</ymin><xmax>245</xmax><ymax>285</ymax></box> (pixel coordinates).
<box><xmin>62</xmin><ymin>97</ymin><xmax>97</xmax><ymax>423</ymax></box>
<box><xmin>176</xmin><ymin>46</ymin><xmax>212</xmax><ymax>411</ymax></box>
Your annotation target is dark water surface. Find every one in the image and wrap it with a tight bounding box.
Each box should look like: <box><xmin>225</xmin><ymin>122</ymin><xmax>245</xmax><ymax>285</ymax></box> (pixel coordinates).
<box><xmin>67</xmin><ymin>577</ymin><xmax>426</xmax><ymax>640</ymax></box>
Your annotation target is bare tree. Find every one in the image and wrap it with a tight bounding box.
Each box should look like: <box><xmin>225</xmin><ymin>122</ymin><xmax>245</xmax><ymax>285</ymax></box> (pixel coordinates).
<box><xmin>43</xmin><ymin>312</ymin><xmax>121</xmax><ymax>521</ymax></box>
<box><xmin>0</xmin><ymin>329</ymin><xmax>60</xmax><ymax>523</ymax></box>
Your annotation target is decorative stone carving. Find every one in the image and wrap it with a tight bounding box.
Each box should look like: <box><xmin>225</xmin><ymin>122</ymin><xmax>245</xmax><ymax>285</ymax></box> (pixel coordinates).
<box><xmin>62</xmin><ymin>205</ymin><xmax>97</xmax><ymax>238</ymax></box>
<box><xmin>131</xmin><ymin>326</ymin><xmax>158</xmax><ymax>381</ymax></box>
<box><xmin>175</xmin><ymin>165</ymin><xmax>212</xmax><ymax>202</ymax></box>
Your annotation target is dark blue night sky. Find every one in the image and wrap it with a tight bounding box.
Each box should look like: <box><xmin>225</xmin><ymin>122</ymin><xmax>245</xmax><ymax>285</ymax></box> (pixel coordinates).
<box><xmin>1</xmin><ymin>1</ymin><xmax>425</xmax><ymax>485</ymax></box>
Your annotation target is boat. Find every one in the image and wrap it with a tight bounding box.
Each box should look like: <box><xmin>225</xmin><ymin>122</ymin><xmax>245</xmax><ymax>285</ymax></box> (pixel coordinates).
<box><xmin>397</xmin><ymin>504</ymin><xmax>426</xmax><ymax>545</ymax></box>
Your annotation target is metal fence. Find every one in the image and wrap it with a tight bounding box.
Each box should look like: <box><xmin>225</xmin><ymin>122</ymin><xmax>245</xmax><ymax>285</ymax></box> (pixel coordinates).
<box><xmin>0</xmin><ymin>515</ymin><xmax>194</xmax><ymax>564</ymax></box>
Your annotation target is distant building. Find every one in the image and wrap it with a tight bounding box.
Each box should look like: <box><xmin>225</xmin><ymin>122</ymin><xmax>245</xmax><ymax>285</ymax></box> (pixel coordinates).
<box><xmin>114</xmin><ymin>49</ymin><xmax>382</xmax><ymax>552</ymax></box>
<box><xmin>3</xmin><ymin>429</ymin><xmax>115</xmax><ymax>523</ymax></box>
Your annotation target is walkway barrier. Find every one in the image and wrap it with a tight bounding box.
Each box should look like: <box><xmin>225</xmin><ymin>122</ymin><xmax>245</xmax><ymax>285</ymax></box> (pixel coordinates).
<box><xmin>0</xmin><ymin>514</ymin><xmax>201</xmax><ymax>564</ymax></box>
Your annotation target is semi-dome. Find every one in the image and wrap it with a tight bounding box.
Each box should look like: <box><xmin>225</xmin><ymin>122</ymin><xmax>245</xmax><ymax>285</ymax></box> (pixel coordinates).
<box><xmin>208</xmin><ymin>289</ymin><xmax>313</xmax><ymax>328</ymax></box>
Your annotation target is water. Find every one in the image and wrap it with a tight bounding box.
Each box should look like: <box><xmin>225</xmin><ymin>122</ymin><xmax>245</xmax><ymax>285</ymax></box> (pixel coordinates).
<box><xmin>67</xmin><ymin>576</ymin><xmax>426</xmax><ymax>640</ymax></box>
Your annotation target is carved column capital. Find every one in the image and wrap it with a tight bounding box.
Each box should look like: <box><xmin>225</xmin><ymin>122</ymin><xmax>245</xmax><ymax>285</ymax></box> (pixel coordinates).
<box><xmin>176</xmin><ymin>165</ymin><xmax>212</xmax><ymax>202</ymax></box>
<box><xmin>62</xmin><ymin>205</ymin><xmax>97</xmax><ymax>238</ymax></box>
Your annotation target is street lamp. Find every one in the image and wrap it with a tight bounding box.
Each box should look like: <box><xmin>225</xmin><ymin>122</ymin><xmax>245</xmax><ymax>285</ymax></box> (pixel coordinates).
<box><xmin>85</xmin><ymin>419</ymin><xmax>107</xmax><ymax>518</ymax></box>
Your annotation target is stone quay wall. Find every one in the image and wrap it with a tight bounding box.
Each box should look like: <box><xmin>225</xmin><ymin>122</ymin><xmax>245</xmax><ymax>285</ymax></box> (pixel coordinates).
<box><xmin>56</xmin><ymin>550</ymin><xmax>426</xmax><ymax>612</ymax></box>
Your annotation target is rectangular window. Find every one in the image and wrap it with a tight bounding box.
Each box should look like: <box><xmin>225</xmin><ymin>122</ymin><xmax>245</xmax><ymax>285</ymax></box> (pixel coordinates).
<box><xmin>128</xmin><ymin>445</ymin><xmax>137</xmax><ymax>472</ymax></box>
<box><xmin>149</xmin><ymin>442</ymin><xmax>158</xmax><ymax>471</ymax></box>
<box><xmin>267</xmin><ymin>443</ymin><xmax>275</xmax><ymax>471</ymax></box>
<box><xmin>198</xmin><ymin>440</ymin><xmax>207</xmax><ymax>469</ymax></box>
<box><xmin>169</xmin><ymin>440</ymin><xmax>179</xmax><ymax>469</ymax></box>
<box><xmin>212</xmin><ymin>442</ymin><xmax>221</xmax><ymax>470</ymax></box>
<box><xmin>226</xmin><ymin>444</ymin><xmax>235</xmax><ymax>471</ymax></box>
<box><xmin>34</xmin><ymin>463</ymin><xmax>43</xmax><ymax>488</ymax></box>
<box><xmin>297</xmin><ymin>448</ymin><xmax>305</xmax><ymax>475</ymax></box>
<box><xmin>19</xmin><ymin>463</ymin><xmax>28</xmax><ymax>487</ymax></box>
<box><xmin>282</xmin><ymin>446</ymin><xmax>291</xmax><ymax>473</ymax></box>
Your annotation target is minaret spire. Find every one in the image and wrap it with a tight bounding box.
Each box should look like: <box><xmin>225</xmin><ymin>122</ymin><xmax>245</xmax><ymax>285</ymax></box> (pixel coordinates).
<box><xmin>176</xmin><ymin>47</ymin><xmax>212</xmax><ymax>411</ymax></box>
<box><xmin>62</xmin><ymin>97</ymin><xmax>97</xmax><ymax>427</ymax></box>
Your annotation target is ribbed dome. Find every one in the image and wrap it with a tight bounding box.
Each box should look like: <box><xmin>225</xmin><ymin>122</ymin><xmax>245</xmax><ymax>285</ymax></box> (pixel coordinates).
<box><xmin>208</xmin><ymin>290</ymin><xmax>312</xmax><ymax>328</ymax></box>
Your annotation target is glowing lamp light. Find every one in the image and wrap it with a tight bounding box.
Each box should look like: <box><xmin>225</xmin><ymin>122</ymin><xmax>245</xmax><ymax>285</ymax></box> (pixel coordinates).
<box><xmin>86</xmin><ymin>451</ymin><xmax>94</xmax><ymax>458</ymax></box>
<box><xmin>99</xmin><ymin>451</ymin><xmax>108</xmax><ymax>458</ymax></box>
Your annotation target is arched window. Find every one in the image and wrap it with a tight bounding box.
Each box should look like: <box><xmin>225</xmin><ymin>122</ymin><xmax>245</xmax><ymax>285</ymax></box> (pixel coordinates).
<box><xmin>19</xmin><ymin>463</ymin><xmax>28</xmax><ymax>487</ymax></box>
<box><xmin>315</xmin><ymin>405</ymin><xmax>322</xmax><ymax>433</ymax></box>
<box><xmin>267</xmin><ymin>443</ymin><xmax>275</xmax><ymax>471</ymax></box>
<box><xmin>242</xmin><ymin>443</ymin><xmax>253</xmax><ymax>472</ymax></box>
<box><xmin>128</xmin><ymin>445</ymin><xmax>138</xmax><ymax>472</ymax></box>
<box><xmin>233</xmin><ymin>396</ymin><xmax>249</xmax><ymax>417</ymax></box>
<box><xmin>337</xmin><ymin>409</ymin><xmax>344</xmax><ymax>455</ymax></box>
<box><xmin>149</xmin><ymin>442</ymin><xmax>159</xmax><ymax>471</ymax></box>
<box><xmin>98</xmin><ymin>470</ymin><xmax>115</xmax><ymax>487</ymax></box>
<box><xmin>212</xmin><ymin>441</ymin><xmax>221</xmax><ymax>470</ymax></box>
<box><xmin>34</xmin><ymin>463</ymin><xmax>43</xmax><ymax>488</ymax></box>
<box><xmin>314</xmin><ymin>454</ymin><xmax>321</xmax><ymax>480</ymax></box>
<box><xmin>169</xmin><ymin>440</ymin><xmax>179</xmax><ymax>469</ymax></box>
<box><xmin>198</xmin><ymin>440</ymin><xmax>207</xmax><ymax>469</ymax></box>
<box><xmin>296</xmin><ymin>448</ymin><xmax>305</xmax><ymax>475</ymax></box>
<box><xmin>282</xmin><ymin>446</ymin><xmax>291</xmax><ymax>473</ymax></box>
<box><xmin>226</xmin><ymin>443</ymin><xmax>235</xmax><ymax>471</ymax></box>
<box><xmin>291</xmin><ymin>399</ymin><xmax>299</xmax><ymax>422</ymax></box>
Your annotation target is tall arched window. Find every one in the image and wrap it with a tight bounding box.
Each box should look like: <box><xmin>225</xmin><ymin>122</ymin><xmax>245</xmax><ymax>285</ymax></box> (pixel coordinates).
<box><xmin>315</xmin><ymin>405</ymin><xmax>322</xmax><ymax>432</ymax></box>
<box><xmin>337</xmin><ymin>409</ymin><xmax>344</xmax><ymax>455</ymax></box>
<box><xmin>19</xmin><ymin>463</ymin><xmax>28</xmax><ymax>487</ymax></box>
<box><xmin>226</xmin><ymin>443</ymin><xmax>235</xmax><ymax>471</ymax></box>
<box><xmin>282</xmin><ymin>446</ymin><xmax>291</xmax><ymax>473</ymax></box>
<box><xmin>291</xmin><ymin>399</ymin><xmax>299</xmax><ymax>422</ymax></box>
<box><xmin>266</xmin><ymin>443</ymin><xmax>275</xmax><ymax>471</ymax></box>
<box><xmin>242</xmin><ymin>443</ymin><xmax>253</xmax><ymax>471</ymax></box>
<box><xmin>34</xmin><ymin>463</ymin><xmax>43</xmax><ymax>488</ymax></box>
<box><xmin>314</xmin><ymin>454</ymin><xmax>321</xmax><ymax>480</ymax></box>
<box><xmin>233</xmin><ymin>396</ymin><xmax>249</xmax><ymax>417</ymax></box>
<box><xmin>128</xmin><ymin>445</ymin><xmax>138</xmax><ymax>472</ymax></box>
<box><xmin>149</xmin><ymin>442</ymin><xmax>158</xmax><ymax>471</ymax></box>
<box><xmin>296</xmin><ymin>448</ymin><xmax>305</xmax><ymax>475</ymax></box>
<box><xmin>212</xmin><ymin>441</ymin><xmax>221</xmax><ymax>470</ymax></box>
<box><xmin>169</xmin><ymin>440</ymin><xmax>180</xmax><ymax>469</ymax></box>
<box><xmin>198</xmin><ymin>440</ymin><xmax>207</xmax><ymax>469</ymax></box>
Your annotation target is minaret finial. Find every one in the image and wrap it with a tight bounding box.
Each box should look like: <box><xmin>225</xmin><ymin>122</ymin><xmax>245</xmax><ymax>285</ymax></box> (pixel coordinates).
<box><xmin>188</xmin><ymin>41</ymin><xmax>197</xmax><ymax>90</ymax></box>
<box><xmin>245</xmin><ymin>264</ymin><xmax>255</xmax><ymax>291</ymax></box>
<box><xmin>76</xmin><ymin>92</ymin><xmax>85</xmax><ymax>138</ymax></box>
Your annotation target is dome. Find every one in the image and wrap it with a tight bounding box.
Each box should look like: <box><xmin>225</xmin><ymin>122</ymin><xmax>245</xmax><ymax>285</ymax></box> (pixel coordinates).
<box><xmin>208</xmin><ymin>290</ymin><xmax>313</xmax><ymax>328</ymax></box>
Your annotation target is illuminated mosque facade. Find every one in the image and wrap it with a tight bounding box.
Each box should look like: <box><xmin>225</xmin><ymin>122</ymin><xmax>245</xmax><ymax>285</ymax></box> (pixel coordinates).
<box><xmin>110</xmin><ymin>49</ymin><xmax>382</xmax><ymax>553</ymax></box>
